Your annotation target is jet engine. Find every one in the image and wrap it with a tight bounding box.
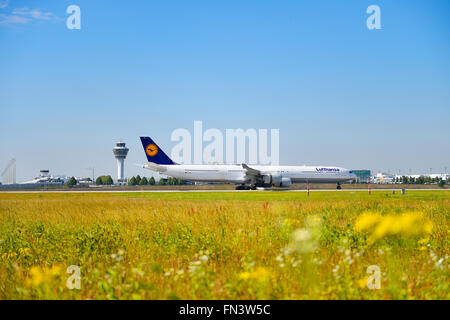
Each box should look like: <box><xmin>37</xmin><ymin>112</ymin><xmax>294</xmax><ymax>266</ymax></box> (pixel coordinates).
<box><xmin>261</xmin><ymin>174</ymin><xmax>291</xmax><ymax>187</ymax></box>
<box><xmin>280</xmin><ymin>177</ymin><xmax>292</xmax><ymax>187</ymax></box>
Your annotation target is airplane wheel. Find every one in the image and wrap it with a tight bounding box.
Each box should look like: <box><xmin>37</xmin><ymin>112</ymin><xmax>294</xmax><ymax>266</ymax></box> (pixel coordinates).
<box><xmin>251</xmin><ymin>186</ymin><xmax>257</xmax><ymax>190</ymax></box>
<box><xmin>235</xmin><ymin>185</ymin><xmax>245</xmax><ymax>190</ymax></box>
<box><xmin>337</xmin><ymin>184</ymin><xmax>342</xmax><ymax>190</ymax></box>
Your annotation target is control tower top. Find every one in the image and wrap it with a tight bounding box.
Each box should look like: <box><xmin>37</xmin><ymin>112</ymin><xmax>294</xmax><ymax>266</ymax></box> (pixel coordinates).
<box><xmin>113</xmin><ymin>141</ymin><xmax>129</xmax><ymax>159</ymax></box>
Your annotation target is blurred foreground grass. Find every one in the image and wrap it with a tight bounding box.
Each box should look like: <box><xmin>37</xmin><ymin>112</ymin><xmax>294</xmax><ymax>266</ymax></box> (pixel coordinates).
<box><xmin>0</xmin><ymin>190</ymin><xmax>448</xmax><ymax>299</ymax></box>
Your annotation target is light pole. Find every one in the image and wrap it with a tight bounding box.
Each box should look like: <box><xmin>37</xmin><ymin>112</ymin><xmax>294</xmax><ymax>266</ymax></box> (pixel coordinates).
<box><xmin>86</xmin><ymin>167</ymin><xmax>95</xmax><ymax>182</ymax></box>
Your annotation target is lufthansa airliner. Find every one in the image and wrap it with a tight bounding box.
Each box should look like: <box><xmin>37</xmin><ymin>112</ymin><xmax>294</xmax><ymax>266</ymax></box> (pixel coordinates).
<box><xmin>139</xmin><ymin>137</ymin><xmax>356</xmax><ymax>190</ymax></box>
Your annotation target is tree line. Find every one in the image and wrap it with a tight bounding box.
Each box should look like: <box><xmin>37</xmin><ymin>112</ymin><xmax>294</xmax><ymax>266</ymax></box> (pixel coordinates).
<box><xmin>65</xmin><ymin>175</ymin><xmax>187</xmax><ymax>187</ymax></box>
<box><xmin>128</xmin><ymin>175</ymin><xmax>187</xmax><ymax>186</ymax></box>
<box><xmin>395</xmin><ymin>176</ymin><xmax>448</xmax><ymax>186</ymax></box>
<box><xmin>95</xmin><ymin>175</ymin><xmax>114</xmax><ymax>185</ymax></box>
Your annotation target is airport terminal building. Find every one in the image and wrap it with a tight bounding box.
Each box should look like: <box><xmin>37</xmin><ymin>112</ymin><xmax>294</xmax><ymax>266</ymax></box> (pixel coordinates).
<box><xmin>351</xmin><ymin>170</ymin><xmax>371</xmax><ymax>183</ymax></box>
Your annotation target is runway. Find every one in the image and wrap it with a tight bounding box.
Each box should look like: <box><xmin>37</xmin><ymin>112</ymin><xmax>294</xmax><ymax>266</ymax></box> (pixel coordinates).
<box><xmin>0</xmin><ymin>189</ymin><xmax>446</xmax><ymax>194</ymax></box>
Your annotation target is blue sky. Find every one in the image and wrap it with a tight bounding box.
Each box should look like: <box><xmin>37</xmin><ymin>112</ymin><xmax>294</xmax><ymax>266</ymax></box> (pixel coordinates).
<box><xmin>1</xmin><ymin>0</ymin><xmax>449</xmax><ymax>181</ymax></box>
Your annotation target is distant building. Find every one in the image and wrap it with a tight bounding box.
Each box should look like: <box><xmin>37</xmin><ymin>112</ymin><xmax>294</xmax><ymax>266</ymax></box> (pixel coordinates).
<box><xmin>351</xmin><ymin>170</ymin><xmax>371</xmax><ymax>183</ymax></box>
<box><xmin>0</xmin><ymin>169</ymin><xmax>68</xmax><ymax>189</ymax></box>
<box><xmin>21</xmin><ymin>169</ymin><xmax>67</xmax><ymax>185</ymax></box>
<box><xmin>371</xmin><ymin>172</ymin><xmax>395</xmax><ymax>184</ymax></box>
<box><xmin>76</xmin><ymin>178</ymin><xmax>94</xmax><ymax>186</ymax></box>
<box><xmin>394</xmin><ymin>173</ymin><xmax>449</xmax><ymax>183</ymax></box>
<box><xmin>370</xmin><ymin>172</ymin><xmax>449</xmax><ymax>184</ymax></box>
<box><xmin>427</xmin><ymin>173</ymin><xmax>449</xmax><ymax>180</ymax></box>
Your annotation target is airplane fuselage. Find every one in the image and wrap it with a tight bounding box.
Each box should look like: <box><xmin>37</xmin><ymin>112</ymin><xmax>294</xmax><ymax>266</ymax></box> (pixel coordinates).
<box><xmin>144</xmin><ymin>163</ymin><xmax>356</xmax><ymax>187</ymax></box>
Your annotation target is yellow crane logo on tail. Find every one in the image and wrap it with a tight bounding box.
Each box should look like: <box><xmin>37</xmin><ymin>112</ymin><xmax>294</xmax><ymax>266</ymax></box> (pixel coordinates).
<box><xmin>145</xmin><ymin>144</ymin><xmax>158</xmax><ymax>157</ymax></box>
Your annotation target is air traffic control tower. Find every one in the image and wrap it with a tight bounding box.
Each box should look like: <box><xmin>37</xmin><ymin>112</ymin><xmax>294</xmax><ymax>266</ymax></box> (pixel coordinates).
<box><xmin>113</xmin><ymin>141</ymin><xmax>129</xmax><ymax>184</ymax></box>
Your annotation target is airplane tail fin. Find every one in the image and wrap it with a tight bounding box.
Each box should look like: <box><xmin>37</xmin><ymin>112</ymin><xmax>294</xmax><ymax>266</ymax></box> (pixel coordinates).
<box><xmin>140</xmin><ymin>137</ymin><xmax>175</xmax><ymax>165</ymax></box>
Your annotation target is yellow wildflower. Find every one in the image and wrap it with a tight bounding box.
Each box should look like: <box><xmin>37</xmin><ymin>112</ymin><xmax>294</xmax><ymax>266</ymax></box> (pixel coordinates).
<box><xmin>417</xmin><ymin>238</ymin><xmax>429</xmax><ymax>245</ymax></box>
<box><xmin>27</xmin><ymin>265</ymin><xmax>63</xmax><ymax>287</ymax></box>
<box><xmin>29</xmin><ymin>266</ymin><xmax>44</xmax><ymax>286</ymax></box>
<box><xmin>354</xmin><ymin>213</ymin><xmax>382</xmax><ymax>233</ymax></box>
<box><xmin>354</xmin><ymin>211</ymin><xmax>433</xmax><ymax>244</ymax></box>
<box><xmin>358</xmin><ymin>276</ymin><xmax>368</xmax><ymax>289</ymax></box>
<box><xmin>239</xmin><ymin>267</ymin><xmax>271</xmax><ymax>282</ymax></box>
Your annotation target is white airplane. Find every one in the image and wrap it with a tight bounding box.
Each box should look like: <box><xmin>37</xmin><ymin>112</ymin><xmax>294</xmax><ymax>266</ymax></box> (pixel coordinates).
<box><xmin>140</xmin><ymin>136</ymin><xmax>356</xmax><ymax>190</ymax></box>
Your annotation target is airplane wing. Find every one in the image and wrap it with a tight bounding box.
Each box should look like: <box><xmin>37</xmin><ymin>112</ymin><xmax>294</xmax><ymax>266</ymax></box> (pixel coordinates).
<box><xmin>242</xmin><ymin>164</ymin><xmax>261</xmax><ymax>177</ymax></box>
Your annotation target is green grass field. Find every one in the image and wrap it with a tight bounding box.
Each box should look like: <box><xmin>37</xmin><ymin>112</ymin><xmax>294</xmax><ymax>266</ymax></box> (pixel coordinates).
<box><xmin>0</xmin><ymin>190</ymin><xmax>448</xmax><ymax>299</ymax></box>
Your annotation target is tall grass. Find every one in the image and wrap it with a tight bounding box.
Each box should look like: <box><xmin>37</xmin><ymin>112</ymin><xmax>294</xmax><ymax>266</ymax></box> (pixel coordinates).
<box><xmin>0</xmin><ymin>191</ymin><xmax>448</xmax><ymax>299</ymax></box>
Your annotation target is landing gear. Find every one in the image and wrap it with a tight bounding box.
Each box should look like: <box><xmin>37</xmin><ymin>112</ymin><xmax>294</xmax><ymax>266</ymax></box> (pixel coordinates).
<box><xmin>336</xmin><ymin>182</ymin><xmax>342</xmax><ymax>190</ymax></box>
<box><xmin>235</xmin><ymin>185</ymin><xmax>257</xmax><ymax>190</ymax></box>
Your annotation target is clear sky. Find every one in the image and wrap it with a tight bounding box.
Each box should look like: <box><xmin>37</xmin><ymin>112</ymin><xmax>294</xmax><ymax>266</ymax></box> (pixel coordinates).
<box><xmin>1</xmin><ymin>0</ymin><xmax>449</xmax><ymax>181</ymax></box>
